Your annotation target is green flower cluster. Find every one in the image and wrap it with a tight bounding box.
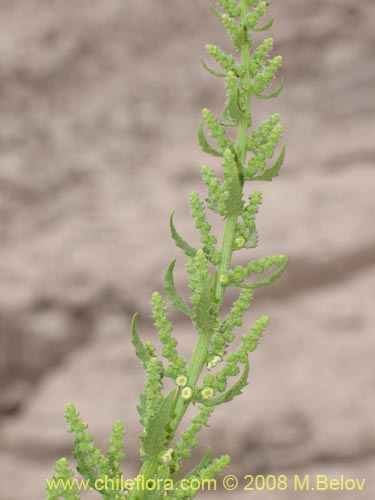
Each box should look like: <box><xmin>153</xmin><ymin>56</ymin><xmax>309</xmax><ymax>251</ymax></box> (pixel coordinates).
<box><xmin>46</xmin><ymin>1</ymin><xmax>289</xmax><ymax>499</ymax></box>
<box><xmin>46</xmin><ymin>458</ymin><xmax>79</xmax><ymax>500</ymax></box>
<box><xmin>234</xmin><ymin>190</ymin><xmax>262</xmax><ymax>249</ymax></box>
<box><xmin>249</xmin><ymin>38</ymin><xmax>273</xmax><ymax>75</ymax></box>
<box><xmin>151</xmin><ymin>292</ymin><xmax>187</xmax><ymax>379</ymax></box>
<box><xmin>186</xmin><ymin>249</ymin><xmax>218</xmax><ymax>335</ymax></box>
<box><xmin>205</xmin><ymin>44</ymin><xmax>236</xmax><ymax>72</ymax></box>
<box><xmin>46</xmin><ymin>404</ymin><xmax>127</xmax><ymax>499</ymax></box>
<box><xmin>173</xmin><ymin>406</ymin><xmax>213</xmax><ymax>462</ymax></box>
<box><xmin>245</xmin><ymin>115</ymin><xmax>283</xmax><ymax>176</ymax></box>
<box><xmin>206</xmin><ymin>288</ymin><xmax>253</xmax><ymax>371</ymax></box>
<box><xmin>189</xmin><ymin>191</ymin><xmax>219</xmax><ymax>263</ymax></box>
<box><xmin>216</xmin><ymin>0</ymin><xmax>241</xmax><ymax>18</ymax></box>
<box><xmin>172</xmin><ymin>454</ymin><xmax>230</xmax><ymax>499</ymax></box>
<box><xmin>195</xmin><ymin>315</ymin><xmax>268</xmax><ymax>407</ymax></box>
<box><xmin>229</xmin><ymin>254</ymin><xmax>289</xmax><ymax>285</ymax></box>
<box><xmin>139</xmin><ymin>356</ymin><xmax>164</xmax><ymax>429</ymax></box>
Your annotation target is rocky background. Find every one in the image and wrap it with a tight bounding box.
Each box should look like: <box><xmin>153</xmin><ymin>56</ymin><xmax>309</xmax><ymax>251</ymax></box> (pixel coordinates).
<box><xmin>0</xmin><ymin>1</ymin><xmax>374</xmax><ymax>499</ymax></box>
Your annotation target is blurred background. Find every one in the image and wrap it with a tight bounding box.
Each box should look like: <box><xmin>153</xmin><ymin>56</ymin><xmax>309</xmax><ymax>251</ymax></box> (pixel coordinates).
<box><xmin>0</xmin><ymin>1</ymin><xmax>374</xmax><ymax>498</ymax></box>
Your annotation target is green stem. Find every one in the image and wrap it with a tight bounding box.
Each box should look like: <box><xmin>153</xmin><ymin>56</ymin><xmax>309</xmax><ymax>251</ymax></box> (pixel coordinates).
<box><xmin>214</xmin><ymin>215</ymin><xmax>237</xmax><ymax>303</ymax></box>
<box><xmin>135</xmin><ymin>2</ymin><xmax>253</xmax><ymax>493</ymax></box>
<box><xmin>169</xmin><ymin>0</ymin><xmax>253</xmax><ymax>446</ymax></box>
<box><xmin>169</xmin><ymin>330</ymin><xmax>211</xmax><ymax>434</ymax></box>
<box><xmin>215</xmin><ymin>0</ymin><xmax>251</xmax><ymax>302</ymax></box>
<box><xmin>128</xmin><ymin>458</ymin><xmax>160</xmax><ymax>500</ymax></box>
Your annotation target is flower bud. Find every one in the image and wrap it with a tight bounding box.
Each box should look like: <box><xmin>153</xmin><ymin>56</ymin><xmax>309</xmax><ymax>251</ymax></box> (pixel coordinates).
<box><xmin>181</xmin><ymin>386</ymin><xmax>193</xmax><ymax>401</ymax></box>
<box><xmin>175</xmin><ymin>375</ymin><xmax>188</xmax><ymax>387</ymax></box>
<box><xmin>235</xmin><ymin>236</ymin><xmax>246</xmax><ymax>249</ymax></box>
<box><xmin>201</xmin><ymin>387</ymin><xmax>215</xmax><ymax>400</ymax></box>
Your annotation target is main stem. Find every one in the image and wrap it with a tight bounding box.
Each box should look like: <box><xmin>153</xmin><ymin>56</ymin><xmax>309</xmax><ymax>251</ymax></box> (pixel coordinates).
<box><xmin>169</xmin><ymin>0</ymin><xmax>251</xmax><ymax>442</ymax></box>
<box><xmin>137</xmin><ymin>1</ymin><xmax>252</xmax><ymax>488</ymax></box>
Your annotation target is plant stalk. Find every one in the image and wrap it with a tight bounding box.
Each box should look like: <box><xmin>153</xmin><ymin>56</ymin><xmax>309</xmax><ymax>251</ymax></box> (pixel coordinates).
<box><xmin>135</xmin><ymin>1</ymin><xmax>253</xmax><ymax>493</ymax></box>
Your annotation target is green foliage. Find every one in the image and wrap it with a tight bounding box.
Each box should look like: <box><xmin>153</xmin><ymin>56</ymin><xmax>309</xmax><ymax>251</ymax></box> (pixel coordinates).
<box><xmin>170</xmin><ymin>212</ymin><xmax>197</xmax><ymax>258</ymax></box>
<box><xmin>61</xmin><ymin>404</ymin><xmax>127</xmax><ymax>499</ymax></box>
<box><xmin>107</xmin><ymin>421</ymin><xmax>126</xmax><ymax>480</ymax></box>
<box><xmin>140</xmin><ymin>390</ymin><xmax>175</xmax><ymax>459</ymax></box>
<box><xmin>187</xmin><ymin>249</ymin><xmax>218</xmax><ymax>334</ymax></box>
<box><xmin>173</xmin><ymin>406</ymin><xmax>214</xmax><ymax>464</ymax></box>
<box><xmin>131</xmin><ymin>313</ymin><xmax>151</xmax><ymax>369</ymax></box>
<box><xmin>151</xmin><ymin>292</ymin><xmax>187</xmax><ymax>378</ymax></box>
<box><xmin>189</xmin><ymin>191</ymin><xmax>219</xmax><ymax>263</ymax></box>
<box><xmin>46</xmin><ymin>458</ymin><xmax>80</xmax><ymax>500</ymax></box>
<box><xmin>46</xmin><ymin>1</ymin><xmax>289</xmax><ymax>499</ymax></box>
<box><xmin>205</xmin><ymin>44</ymin><xmax>236</xmax><ymax>72</ymax></box>
<box><xmin>164</xmin><ymin>260</ymin><xmax>192</xmax><ymax>317</ymax></box>
<box><xmin>201</xmin><ymin>108</ymin><xmax>234</xmax><ymax>152</ymax></box>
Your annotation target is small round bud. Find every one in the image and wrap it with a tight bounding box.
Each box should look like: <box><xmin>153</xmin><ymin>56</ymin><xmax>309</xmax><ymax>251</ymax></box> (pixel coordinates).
<box><xmin>181</xmin><ymin>386</ymin><xmax>193</xmax><ymax>400</ymax></box>
<box><xmin>161</xmin><ymin>448</ymin><xmax>174</xmax><ymax>464</ymax></box>
<box><xmin>207</xmin><ymin>355</ymin><xmax>222</xmax><ymax>370</ymax></box>
<box><xmin>219</xmin><ymin>273</ymin><xmax>229</xmax><ymax>285</ymax></box>
<box><xmin>201</xmin><ymin>387</ymin><xmax>215</xmax><ymax>400</ymax></box>
<box><xmin>175</xmin><ymin>375</ymin><xmax>188</xmax><ymax>387</ymax></box>
<box><xmin>235</xmin><ymin>236</ymin><xmax>246</xmax><ymax>249</ymax></box>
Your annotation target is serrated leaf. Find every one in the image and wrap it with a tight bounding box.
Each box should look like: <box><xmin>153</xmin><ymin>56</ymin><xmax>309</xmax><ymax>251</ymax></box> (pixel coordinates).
<box><xmin>200</xmin><ymin>58</ymin><xmax>226</xmax><ymax>78</ymax></box>
<box><xmin>164</xmin><ymin>260</ymin><xmax>192</xmax><ymax>317</ymax></box>
<box><xmin>253</xmin><ymin>17</ymin><xmax>274</xmax><ymax>32</ymax></box>
<box><xmin>245</xmin><ymin>228</ymin><xmax>259</xmax><ymax>249</ymax></box>
<box><xmin>130</xmin><ymin>313</ymin><xmax>150</xmax><ymax>369</ymax></box>
<box><xmin>224</xmin><ymin>162</ymin><xmax>243</xmax><ymax>216</ymax></box>
<box><xmin>227</xmin><ymin>87</ymin><xmax>242</xmax><ymax>122</ymax></box>
<box><xmin>205</xmin><ymin>357</ymin><xmax>249</xmax><ymax>406</ymax></box>
<box><xmin>236</xmin><ymin>253</ymin><xmax>290</xmax><ymax>290</ymax></box>
<box><xmin>141</xmin><ymin>390</ymin><xmax>175</xmax><ymax>458</ymax></box>
<box><xmin>255</xmin><ymin>77</ymin><xmax>284</xmax><ymax>99</ymax></box>
<box><xmin>194</xmin><ymin>275</ymin><xmax>216</xmax><ymax>333</ymax></box>
<box><xmin>251</xmin><ymin>145</ymin><xmax>285</xmax><ymax>181</ymax></box>
<box><xmin>198</xmin><ymin>120</ymin><xmax>223</xmax><ymax>157</ymax></box>
<box><xmin>170</xmin><ymin>212</ymin><xmax>197</xmax><ymax>258</ymax></box>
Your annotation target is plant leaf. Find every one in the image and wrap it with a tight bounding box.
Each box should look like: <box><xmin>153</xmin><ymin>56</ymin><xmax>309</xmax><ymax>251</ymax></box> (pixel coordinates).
<box><xmin>253</xmin><ymin>17</ymin><xmax>274</xmax><ymax>32</ymax></box>
<box><xmin>255</xmin><ymin>77</ymin><xmax>284</xmax><ymax>99</ymax></box>
<box><xmin>244</xmin><ymin>228</ymin><xmax>259</xmax><ymax>249</ymax></box>
<box><xmin>236</xmin><ymin>253</ymin><xmax>290</xmax><ymax>289</ymax></box>
<box><xmin>130</xmin><ymin>313</ymin><xmax>150</xmax><ymax>369</ymax></box>
<box><xmin>252</xmin><ymin>145</ymin><xmax>285</xmax><ymax>182</ymax></box>
<box><xmin>200</xmin><ymin>58</ymin><xmax>226</xmax><ymax>78</ymax></box>
<box><xmin>227</xmin><ymin>87</ymin><xmax>242</xmax><ymax>122</ymax></box>
<box><xmin>251</xmin><ymin>145</ymin><xmax>285</xmax><ymax>181</ymax></box>
<box><xmin>164</xmin><ymin>260</ymin><xmax>192</xmax><ymax>317</ymax></box>
<box><xmin>141</xmin><ymin>390</ymin><xmax>176</xmax><ymax>458</ymax></box>
<box><xmin>194</xmin><ymin>275</ymin><xmax>217</xmax><ymax>333</ymax></box>
<box><xmin>170</xmin><ymin>212</ymin><xmax>197</xmax><ymax>257</ymax></box>
<box><xmin>198</xmin><ymin>120</ymin><xmax>223</xmax><ymax>157</ymax></box>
